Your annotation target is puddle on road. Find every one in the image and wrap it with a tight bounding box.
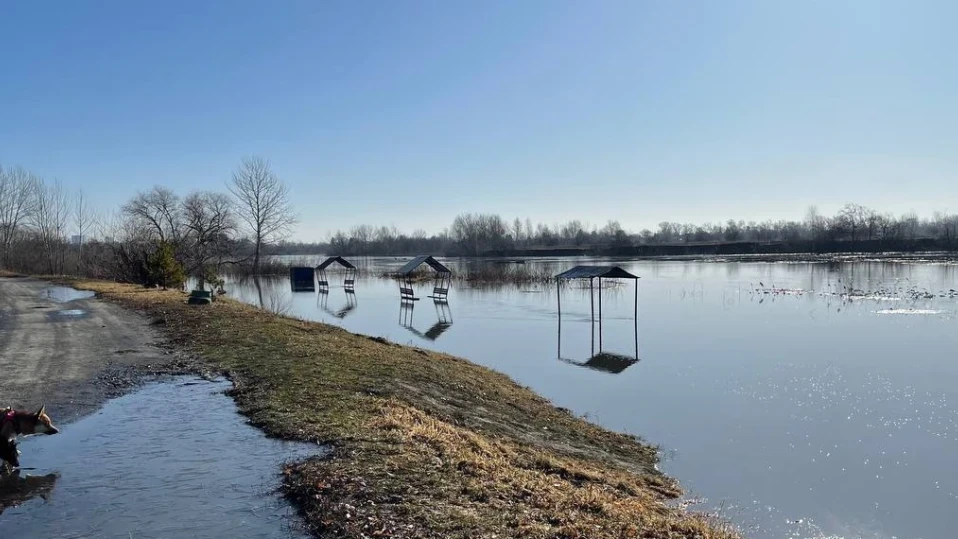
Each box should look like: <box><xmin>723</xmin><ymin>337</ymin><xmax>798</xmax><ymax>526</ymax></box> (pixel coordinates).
<box><xmin>39</xmin><ymin>286</ymin><xmax>95</xmax><ymax>303</ymax></box>
<box><xmin>48</xmin><ymin>308</ymin><xmax>87</xmax><ymax>318</ymax></box>
<box><xmin>0</xmin><ymin>377</ymin><xmax>319</xmax><ymax>539</ymax></box>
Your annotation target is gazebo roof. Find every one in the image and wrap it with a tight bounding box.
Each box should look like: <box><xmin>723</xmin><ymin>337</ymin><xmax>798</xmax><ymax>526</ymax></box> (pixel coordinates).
<box><xmin>397</xmin><ymin>256</ymin><xmax>451</xmax><ymax>276</ymax></box>
<box><xmin>555</xmin><ymin>265</ymin><xmax>639</xmax><ymax>280</ymax></box>
<box><xmin>316</xmin><ymin>256</ymin><xmax>356</xmax><ymax>270</ymax></box>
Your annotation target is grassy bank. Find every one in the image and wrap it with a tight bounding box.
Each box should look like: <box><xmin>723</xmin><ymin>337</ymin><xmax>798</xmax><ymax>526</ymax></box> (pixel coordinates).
<box><xmin>67</xmin><ymin>279</ymin><xmax>736</xmax><ymax>539</ymax></box>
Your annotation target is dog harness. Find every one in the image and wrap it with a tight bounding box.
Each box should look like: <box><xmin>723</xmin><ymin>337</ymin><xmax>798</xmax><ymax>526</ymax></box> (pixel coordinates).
<box><xmin>1</xmin><ymin>409</ymin><xmax>20</xmax><ymax>435</ymax></box>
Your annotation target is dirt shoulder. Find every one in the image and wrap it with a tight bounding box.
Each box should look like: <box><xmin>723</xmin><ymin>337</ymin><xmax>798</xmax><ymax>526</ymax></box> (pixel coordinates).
<box><xmin>0</xmin><ymin>276</ymin><xmax>192</xmax><ymax>423</ymax></box>
<box><xmin>67</xmin><ymin>278</ymin><xmax>737</xmax><ymax>539</ymax></box>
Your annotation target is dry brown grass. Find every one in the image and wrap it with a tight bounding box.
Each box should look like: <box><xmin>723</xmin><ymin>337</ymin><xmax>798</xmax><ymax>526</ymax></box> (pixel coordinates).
<box><xmin>65</xmin><ymin>278</ymin><xmax>738</xmax><ymax>539</ymax></box>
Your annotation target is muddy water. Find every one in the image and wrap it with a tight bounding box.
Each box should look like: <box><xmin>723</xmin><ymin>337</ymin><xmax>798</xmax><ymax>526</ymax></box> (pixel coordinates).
<box><xmin>0</xmin><ymin>377</ymin><xmax>317</xmax><ymax>538</ymax></box>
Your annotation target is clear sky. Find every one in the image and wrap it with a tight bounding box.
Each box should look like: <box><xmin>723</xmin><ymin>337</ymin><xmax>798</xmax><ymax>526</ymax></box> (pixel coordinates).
<box><xmin>2</xmin><ymin>1</ymin><xmax>957</xmax><ymax>241</ymax></box>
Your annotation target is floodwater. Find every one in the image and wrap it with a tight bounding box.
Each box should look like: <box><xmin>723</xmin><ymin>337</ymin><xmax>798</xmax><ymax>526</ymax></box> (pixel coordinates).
<box><xmin>39</xmin><ymin>286</ymin><xmax>95</xmax><ymax>303</ymax></box>
<box><xmin>39</xmin><ymin>286</ymin><xmax>94</xmax><ymax>318</ymax></box>
<box><xmin>227</xmin><ymin>257</ymin><xmax>958</xmax><ymax>539</ymax></box>
<box><xmin>0</xmin><ymin>377</ymin><xmax>317</xmax><ymax>539</ymax></box>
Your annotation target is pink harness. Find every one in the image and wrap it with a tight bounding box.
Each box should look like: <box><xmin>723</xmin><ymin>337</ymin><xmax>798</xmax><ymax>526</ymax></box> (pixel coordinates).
<box><xmin>2</xmin><ymin>409</ymin><xmax>19</xmax><ymax>434</ymax></box>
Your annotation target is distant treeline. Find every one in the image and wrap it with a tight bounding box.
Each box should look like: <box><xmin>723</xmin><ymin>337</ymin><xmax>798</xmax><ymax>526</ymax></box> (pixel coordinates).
<box><xmin>275</xmin><ymin>204</ymin><xmax>958</xmax><ymax>257</ymax></box>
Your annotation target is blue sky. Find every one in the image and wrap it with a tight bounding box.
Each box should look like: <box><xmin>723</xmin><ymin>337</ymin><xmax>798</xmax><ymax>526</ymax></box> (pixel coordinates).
<box><xmin>2</xmin><ymin>1</ymin><xmax>957</xmax><ymax>241</ymax></box>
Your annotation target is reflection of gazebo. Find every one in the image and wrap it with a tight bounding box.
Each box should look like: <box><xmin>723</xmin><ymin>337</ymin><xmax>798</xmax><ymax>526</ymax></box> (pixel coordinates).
<box><xmin>396</xmin><ymin>256</ymin><xmax>452</xmax><ymax>302</ymax></box>
<box><xmin>559</xmin><ymin>352</ymin><xmax>637</xmax><ymax>374</ymax></box>
<box><xmin>316</xmin><ymin>256</ymin><xmax>357</xmax><ymax>293</ymax></box>
<box><xmin>318</xmin><ymin>290</ymin><xmax>358</xmax><ymax>319</ymax></box>
<box><xmin>399</xmin><ymin>300</ymin><xmax>453</xmax><ymax>341</ymax></box>
<box><xmin>555</xmin><ymin>266</ymin><xmax>640</xmax><ymax>374</ymax></box>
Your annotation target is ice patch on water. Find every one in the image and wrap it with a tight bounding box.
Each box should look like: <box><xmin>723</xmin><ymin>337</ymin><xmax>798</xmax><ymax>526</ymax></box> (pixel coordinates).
<box><xmin>752</xmin><ymin>287</ymin><xmax>808</xmax><ymax>296</ymax></box>
<box><xmin>846</xmin><ymin>295</ymin><xmax>901</xmax><ymax>302</ymax></box>
<box><xmin>874</xmin><ymin>308</ymin><xmax>945</xmax><ymax>315</ymax></box>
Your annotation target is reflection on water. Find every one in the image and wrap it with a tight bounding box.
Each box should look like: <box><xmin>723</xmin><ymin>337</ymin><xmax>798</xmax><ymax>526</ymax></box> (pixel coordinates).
<box><xmin>318</xmin><ymin>290</ymin><xmax>358</xmax><ymax>319</ymax></box>
<box><xmin>225</xmin><ymin>258</ymin><xmax>958</xmax><ymax>539</ymax></box>
<box><xmin>559</xmin><ymin>352</ymin><xmax>638</xmax><ymax>375</ymax></box>
<box><xmin>0</xmin><ymin>472</ymin><xmax>58</xmax><ymax>516</ymax></box>
<box><xmin>251</xmin><ymin>276</ymin><xmax>294</xmax><ymax>316</ymax></box>
<box><xmin>0</xmin><ymin>377</ymin><xmax>316</xmax><ymax>539</ymax></box>
<box><xmin>399</xmin><ymin>300</ymin><xmax>453</xmax><ymax>341</ymax></box>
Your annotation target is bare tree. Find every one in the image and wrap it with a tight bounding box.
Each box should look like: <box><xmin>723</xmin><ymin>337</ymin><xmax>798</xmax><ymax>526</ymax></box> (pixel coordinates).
<box><xmin>350</xmin><ymin>224</ymin><xmax>373</xmax><ymax>255</ymax></box>
<box><xmin>228</xmin><ymin>157</ymin><xmax>296</xmax><ymax>273</ymax></box>
<box><xmin>181</xmin><ymin>191</ymin><xmax>236</xmax><ymax>284</ymax></box>
<box><xmin>838</xmin><ymin>203</ymin><xmax>870</xmax><ymax>242</ymax></box>
<box><xmin>122</xmin><ymin>186</ymin><xmax>182</xmax><ymax>244</ymax></box>
<box><xmin>31</xmin><ymin>178</ymin><xmax>72</xmax><ymax>274</ymax></box>
<box><xmin>0</xmin><ymin>166</ymin><xmax>37</xmax><ymax>266</ymax></box>
<box><xmin>73</xmin><ymin>189</ymin><xmax>93</xmax><ymax>274</ymax></box>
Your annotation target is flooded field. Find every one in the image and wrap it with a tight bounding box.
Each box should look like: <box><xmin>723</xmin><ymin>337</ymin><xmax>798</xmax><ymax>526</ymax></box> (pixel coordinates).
<box><xmin>0</xmin><ymin>377</ymin><xmax>317</xmax><ymax>539</ymax></box>
<box><xmin>226</xmin><ymin>257</ymin><xmax>958</xmax><ymax>539</ymax></box>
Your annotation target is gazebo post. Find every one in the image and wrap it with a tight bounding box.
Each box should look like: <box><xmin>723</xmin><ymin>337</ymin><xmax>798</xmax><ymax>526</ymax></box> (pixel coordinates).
<box><xmin>589</xmin><ymin>277</ymin><xmax>595</xmax><ymax>324</ymax></box>
<box><xmin>598</xmin><ymin>277</ymin><xmax>603</xmax><ymax>352</ymax></box>
<box><xmin>556</xmin><ymin>278</ymin><xmax>561</xmax><ymax>318</ymax></box>
<box><xmin>589</xmin><ymin>277</ymin><xmax>595</xmax><ymax>355</ymax></box>
<box><xmin>556</xmin><ymin>276</ymin><xmax>562</xmax><ymax>360</ymax></box>
<box><xmin>634</xmin><ymin>279</ymin><xmax>639</xmax><ymax>359</ymax></box>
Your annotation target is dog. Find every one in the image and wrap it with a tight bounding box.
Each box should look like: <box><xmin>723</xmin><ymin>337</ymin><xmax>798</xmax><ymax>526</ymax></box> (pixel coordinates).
<box><xmin>1</xmin><ymin>406</ymin><xmax>59</xmax><ymax>472</ymax></box>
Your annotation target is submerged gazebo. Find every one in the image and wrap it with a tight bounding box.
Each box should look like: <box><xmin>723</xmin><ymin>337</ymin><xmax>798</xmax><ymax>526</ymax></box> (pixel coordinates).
<box><xmin>555</xmin><ymin>266</ymin><xmax>640</xmax><ymax>373</ymax></box>
<box><xmin>555</xmin><ymin>265</ymin><xmax>639</xmax><ymax>319</ymax></box>
<box><xmin>396</xmin><ymin>256</ymin><xmax>452</xmax><ymax>302</ymax></box>
<box><xmin>316</xmin><ymin>256</ymin><xmax>357</xmax><ymax>293</ymax></box>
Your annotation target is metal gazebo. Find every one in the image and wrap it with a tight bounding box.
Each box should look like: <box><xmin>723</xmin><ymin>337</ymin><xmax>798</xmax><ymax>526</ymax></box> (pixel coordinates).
<box><xmin>396</xmin><ymin>256</ymin><xmax>452</xmax><ymax>302</ymax></box>
<box><xmin>555</xmin><ymin>265</ymin><xmax>640</xmax><ymax>373</ymax></box>
<box><xmin>315</xmin><ymin>256</ymin><xmax>358</xmax><ymax>293</ymax></box>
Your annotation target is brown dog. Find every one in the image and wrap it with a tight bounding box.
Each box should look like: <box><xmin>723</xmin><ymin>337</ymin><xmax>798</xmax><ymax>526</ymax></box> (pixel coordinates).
<box><xmin>1</xmin><ymin>406</ymin><xmax>59</xmax><ymax>471</ymax></box>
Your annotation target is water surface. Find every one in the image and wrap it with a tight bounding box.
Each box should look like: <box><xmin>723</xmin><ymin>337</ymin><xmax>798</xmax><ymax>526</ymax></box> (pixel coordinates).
<box><xmin>0</xmin><ymin>377</ymin><xmax>317</xmax><ymax>539</ymax></box>
<box><xmin>228</xmin><ymin>258</ymin><xmax>958</xmax><ymax>539</ymax></box>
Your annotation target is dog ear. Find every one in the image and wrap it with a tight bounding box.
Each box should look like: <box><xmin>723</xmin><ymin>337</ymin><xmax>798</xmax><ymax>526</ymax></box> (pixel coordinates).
<box><xmin>36</xmin><ymin>404</ymin><xmax>46</xmax><ymax>417</ymax></box>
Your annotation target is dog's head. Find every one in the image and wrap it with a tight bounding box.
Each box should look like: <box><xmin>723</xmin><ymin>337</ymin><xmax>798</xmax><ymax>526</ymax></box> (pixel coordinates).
<box><xmin>29</xmin><ymin>406</ymin><xmax>59</xmax><ymax>436</ymax></box>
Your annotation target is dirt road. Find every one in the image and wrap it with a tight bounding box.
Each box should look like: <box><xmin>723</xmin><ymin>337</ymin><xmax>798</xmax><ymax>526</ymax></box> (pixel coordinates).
<box><xmin>0</xmin><ymin>276</ymin><xmax>182</xmax><ymax>422</ymax></box>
